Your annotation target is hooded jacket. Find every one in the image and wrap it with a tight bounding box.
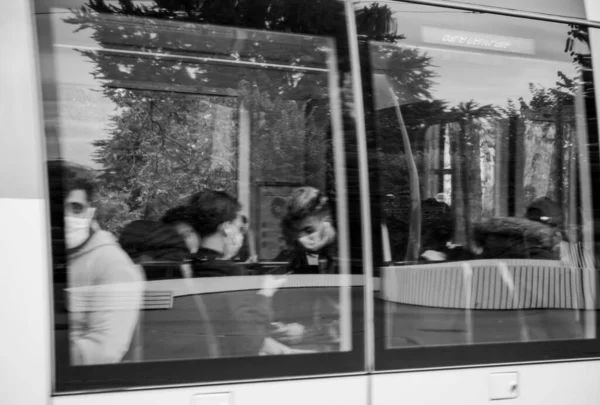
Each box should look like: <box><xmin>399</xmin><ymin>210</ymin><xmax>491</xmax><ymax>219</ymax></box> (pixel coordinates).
<box><xmin>67</xmin><ymin>230</ymin><xmax>145</xmax><ymax>365</ymax></box>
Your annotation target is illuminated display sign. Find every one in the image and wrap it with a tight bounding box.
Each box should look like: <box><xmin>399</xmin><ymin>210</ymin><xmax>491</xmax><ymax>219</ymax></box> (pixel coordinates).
<box><xmin>422</xmin><ymin>27</ymin><xmax>535</xmax><ymax>55</ymax></box>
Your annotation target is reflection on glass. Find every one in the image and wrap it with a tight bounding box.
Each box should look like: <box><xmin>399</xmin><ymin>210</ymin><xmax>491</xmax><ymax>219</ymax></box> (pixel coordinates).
<box><xmin>42</xmin><ymin>0</ymin><xmax>356</xmax><ymax>366</ymax></box>
<box><xmin>361</xmin><ymin>1</ymin><xmax>596</xmax><ymax>348</ymax></box>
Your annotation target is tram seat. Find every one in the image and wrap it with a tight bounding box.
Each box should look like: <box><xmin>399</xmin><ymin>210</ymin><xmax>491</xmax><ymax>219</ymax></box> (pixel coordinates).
<box><xmin>380</xmin><ymin>259</ymin><xmax>594</xmax><ymax>310</ymax></box>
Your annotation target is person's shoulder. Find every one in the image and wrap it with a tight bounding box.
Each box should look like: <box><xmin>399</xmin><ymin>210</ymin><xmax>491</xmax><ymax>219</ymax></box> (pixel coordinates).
<box><xmin>193</xmin><ymin>252</ymin><xmax>246</xmax><ymax>277</ymax></box>
<box><xmin>90</xmin><ymin>231</ymin><xmax>144</xmax><ymax>279</ymax></box>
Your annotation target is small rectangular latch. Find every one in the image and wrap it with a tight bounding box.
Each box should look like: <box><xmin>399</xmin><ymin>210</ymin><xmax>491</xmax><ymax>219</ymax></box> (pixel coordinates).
<box><xmin>192</xmin><ymin>392</ymin><xmax>232</xmax><ymax>405</ymax></box>
<box><xmin>489</xmin><ymin>372</ymin><xmax>519</xmax><ymax>400</ymax></box>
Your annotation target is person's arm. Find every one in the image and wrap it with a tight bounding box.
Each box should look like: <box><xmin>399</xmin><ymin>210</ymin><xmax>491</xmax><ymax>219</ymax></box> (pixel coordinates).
<box><xmin>70</xmin><ymin>247</ymin><xmax>145</xmax><ymax>365</ymax></box>
<box><xmin>227</xmin><ymin>291</ymin><xmax>273</xmax><ymax>356</ymax></box>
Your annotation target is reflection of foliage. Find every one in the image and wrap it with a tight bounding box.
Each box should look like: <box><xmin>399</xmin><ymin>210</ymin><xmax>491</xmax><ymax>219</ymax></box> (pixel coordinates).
<box><xmin>369</xmin><ymin>44</ymin><xmax>436</xmax><ymax>105</ymax></box>
<box><xmin>378</xmin><ymin>151</ymin><xmax>412</xmax><ymax>260</ymax></box>
<box><xmin>355</xmin><ymin>3</ymin><xmax>404</xmax><ymax>43</ymax></box>
<box><xmin>511</xmin><ymin>71</ymin><xmax>578</xmax><ymax>225</ymax></box>
<box><xmin>64</xmin><ymin>0</ymin><xmax>405</xmax><ymax>235</ymax></box>
<box><xmin>239</xmin><ymin>79</ymin><xmax>331</xmax><ymax>195</ymax></box>
<box><xmin>447</xmin><ymin>101</ymin><xmax>501</xmax><ymax>245</ymax></box>
<box><xmin>93</xmin><ymin>90</ymin><xmax>238</xmax><ymax>233</ymax></box>
<box><xmin>93</xmin><ymin>190</ymin><xmax>140</xmax><ymax>235</ymax></box>
<box><xmin>240</xmin><ymin>81</ymin><xmax>308</xmax><ymax>183</ymax></box>
<box><xmin>518</xmin><ymin>72</ymin><xmax>575</xmax><ymax>115</ymax></box>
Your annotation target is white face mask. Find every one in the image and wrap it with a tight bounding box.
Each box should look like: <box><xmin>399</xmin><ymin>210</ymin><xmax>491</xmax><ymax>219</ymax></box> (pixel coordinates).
<box><xmin>298</xmin><ymin>221</ymin><xmax>336</xmax><ymax>252</ymax></box>
<box><xmin>64</xmin><ymin>208</ymin><xmax>95</xmax><ymax>249</ymax></box>
<box><xmin>222</xmin><ymin>223</ymin><xmax>244</xmax><ymax>260</ymax></box>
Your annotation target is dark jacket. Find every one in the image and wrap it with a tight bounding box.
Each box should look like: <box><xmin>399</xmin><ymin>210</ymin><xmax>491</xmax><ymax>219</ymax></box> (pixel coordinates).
<box><xmin>474</xmin><ymin>217</ymin><xmax>562</xmax><ymax>260</ymax></box>
<box><xmin>191</xmin><ymin>247</ymin><xmax>272</xmax><ymax>357</ymax></box>
<box><xmin>272</xmin><ymin>244</ymin><xmax>337</xmax><ymax>275</ymax></box>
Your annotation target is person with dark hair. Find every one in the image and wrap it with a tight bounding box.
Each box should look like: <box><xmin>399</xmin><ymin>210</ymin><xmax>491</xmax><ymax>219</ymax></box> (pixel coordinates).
<box><xmin>419</xmin><ymin>198</ymin><xmax>474</xmax><ymax>262</ymax></box>
<box><xmin>119</xmin><ymin>219</ymin><xmax>192</xmax><ymax>279</ymax></box>
<box><xmin>119</xmin><ymin>220</ymin><xmax>220</xmax><ymax>359</ymax></box>
<box><xmin>185</xmin><ymin>189</ymin><xmax>301</xmax><ymax>356</ymax></box>
<box><xmin>161</xmin><ymin>205</ymin><xmax>201</xmax><ymax>255</ymax></box>
<box><xmin>268</xmin><ymin>187</ymin><xmax>340</xmax><ymax>348</ymax></box>
<box><xmin>279</xmin><ymin>186</ymin><xmax>337</xmax><ymax>274</ymax></box>
<box><xmin>525</xmin><ymin>196</ymin><xmax>564</xmax><ymax>232</ymax></box>
<box><xmin>187</xmin><ymin>190</ymin><xmax>247</xmax><ymax>269</ymax></box>
<box><xmin>56</xmin><ymin>162</ymin><xmax>144</xmax><ymax>365</ymax></box>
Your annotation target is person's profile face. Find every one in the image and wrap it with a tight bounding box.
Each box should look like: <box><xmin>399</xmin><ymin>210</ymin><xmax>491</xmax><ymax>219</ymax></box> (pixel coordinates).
<box><xmin>64</xmin><ymin>189</ymin><xmax>91</xmax><ymax>219</ymax></box>
<box><xmin>174</xmin><ymin>222</ymin><xmax>201</xmax><ymax>254</ymax></box>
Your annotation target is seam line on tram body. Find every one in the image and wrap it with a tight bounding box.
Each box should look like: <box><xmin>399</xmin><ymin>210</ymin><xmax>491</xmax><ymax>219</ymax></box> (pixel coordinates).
<box><xmin>53</xmin><ymin>44</ymin><xmax>329</xmax><ymax>73</ymax></box>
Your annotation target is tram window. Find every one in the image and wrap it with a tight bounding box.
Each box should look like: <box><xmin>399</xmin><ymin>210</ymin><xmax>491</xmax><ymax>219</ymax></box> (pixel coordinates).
<box><xmin>37</xmin><ymin>0</ymin><xmax>364</xmax><ymax>392</ymax></box>
<box><xmin>360</xmin><ymin>2</ymin><xmax>598</xmax><ymax>357</ymax></box>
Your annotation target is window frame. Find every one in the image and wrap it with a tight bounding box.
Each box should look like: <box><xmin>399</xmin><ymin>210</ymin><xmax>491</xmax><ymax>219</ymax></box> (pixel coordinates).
<box><xmin>37</xmin><ymin>0</ymin><xmax>367</xmax><ymax>393</ymax></box>
<box><xmin>359</xmin><ymin>1</ymin><xmax>600</xmax><ymax>373</ymax></box>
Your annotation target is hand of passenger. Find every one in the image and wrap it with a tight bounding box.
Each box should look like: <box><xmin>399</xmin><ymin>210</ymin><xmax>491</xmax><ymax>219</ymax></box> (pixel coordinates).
<box><xmin>421</xmin><ymin>250</ymin><xmax>447</xmax><ymax>261</ymax></box>
<box><xmin>271</xmin><ymin>322</ymin><xmax>306</xmax><ymax>345</ymax></box>
<box><xmin>244</xmin><ymin>254</ymin><xmax>258</xmax><ymax>264</ymax></box>
<box><xmin>257</xmin><ymin>275</ymin><xmax>287</xmax><ymax>297</ymax></box>
<box><xmin>258</xmin><ymin>337</ymin><xmax>315</xmax><ymax>355</ymax></box>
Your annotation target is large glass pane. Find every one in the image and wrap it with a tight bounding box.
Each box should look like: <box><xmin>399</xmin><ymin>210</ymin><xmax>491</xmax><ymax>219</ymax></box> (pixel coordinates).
<box><xmin>359</xmin><ymin>1</ymin><xmax>597</xmax><ymax>351</ymax></box>
<box><xmin>38</xmin><ymin>0</ymin><xmax>365</xmax><ymax>391</ymax></box>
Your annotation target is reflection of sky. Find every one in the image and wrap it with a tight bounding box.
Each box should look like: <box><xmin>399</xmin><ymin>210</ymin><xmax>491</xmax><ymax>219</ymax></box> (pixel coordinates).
<box><xmin>353</xmin><ymin>0</ymin><xmax>586</xmax><ymax>19</ymax></box>
<box><xmin>369</xmin><ymin>1</ymin><xmax>581</xmax><ymax>109</ymax></box>
<box><xmin>42</xmin><ymin>9</ymin><xmax>113</xmax><ymax>169</ymax></box>
<box><xmin>437</xmin><ymin>0</ymin><xmax>585</xmax><ymax>18</ymax></box>
<box><xmin>42</xmin><ymin>1</ymin><xmax>585</xmax><ymax>168</ymax></box>
<box><xmin>424</xmin><ymin>47</ymin><xmax>575</xmax><ymax>107</ymax></box>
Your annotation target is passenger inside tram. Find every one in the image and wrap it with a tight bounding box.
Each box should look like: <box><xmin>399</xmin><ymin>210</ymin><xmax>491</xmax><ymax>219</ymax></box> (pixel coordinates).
<box><xmin>54</xmin><ymin>163</ymin><xmax>145</xmax><ymax>365</ymax></box>
<box><xmin>184</xmin><ymin>189</ymin><xmax>316</xmax><ymax>355</ymax></box>
<box><xmin>419</xmin><ymin>198</ymin><xmax>475</xmax><ymax>262</ymax></box>
<box><xmin>474</xmin><ymin>197</ymin><xmax>564</xmax><ymax>260</ymax></box>
<box><xmin>118</xmin><ymin>197</ymin><xmax>311</xmax><ymax>359</ymax></box>
<box><xmin>119</xmin><ymin>219</ymin><xmax>191</xmax><ymax>278</ymax></box>
<box><xmin>278</xmin><ymin>186</ymin><xmax>338</xmax><ymax>275</ymax></box>
<box><xmin>267</xmin><ymin>186</ymin><xmax>341</xmax><ymax>348</ymax></box>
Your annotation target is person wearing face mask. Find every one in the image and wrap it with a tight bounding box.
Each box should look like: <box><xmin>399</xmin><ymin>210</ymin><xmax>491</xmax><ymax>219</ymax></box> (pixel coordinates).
<box><xmin>184</xmin><ymin>190</ymin><xmax>304</xmax><ymax>356</ymax></box>
<box><xmin>265</xmin><ymin>187</ymin><xmax>340</xmax><ymax>349</ymax></box>
<box><xmin>280</xmin><ymin>186</ymin><xmax>338</xmax><ymax>275</ymax></box>
<box><xmin>58</xmin><ymin>165</ymin><xmax>144</xmax><ymax>365</ymax></box>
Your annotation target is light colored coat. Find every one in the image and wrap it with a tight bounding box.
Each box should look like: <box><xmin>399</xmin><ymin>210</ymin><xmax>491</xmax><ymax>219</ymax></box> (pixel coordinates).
<box><xmin>67</xmin><ymin>230</ymin><xmax>145</xmax><ymax>365</ymax></box>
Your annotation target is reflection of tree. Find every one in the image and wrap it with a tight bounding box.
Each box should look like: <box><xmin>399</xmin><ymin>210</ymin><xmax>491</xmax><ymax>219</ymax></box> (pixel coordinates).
<box><xmin>65</xmin><ymin>0</ymin><xmax>404</xmax><ymax>234</ymax></box>
<box><xmin>238</xmin><ymin>80</ymin><xmax>328</xmax><ymax>187</ymax></box>
<box><xmin>92</xmin><ymin>90</ymin><xmax>238</xmax><ymax>232</ymax></box>
<box><xmin>502</xmin><ymin>71</ymin><xmax>578</xmax><ymax>242</ymax></box>
<box><xmin>374</xmin><ymin>20</ymin><xmax>592</xmax><ymax>258</ymax></box>
<box><xmin>365</xmin><ymin>19</ymin><xmax>438</xmax><ymax>261</ymax></box>
<box><xmin>448</xmin><ymin>101</ymin><xmax>500</xmax><ymax>245</ymax></box>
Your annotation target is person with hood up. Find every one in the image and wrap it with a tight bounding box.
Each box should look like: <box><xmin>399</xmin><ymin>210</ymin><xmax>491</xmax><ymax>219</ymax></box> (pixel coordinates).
<box><xmin>60</xmin><ymin>165</ymin><xmax>145</xmax><ymax>365</ymax></box>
